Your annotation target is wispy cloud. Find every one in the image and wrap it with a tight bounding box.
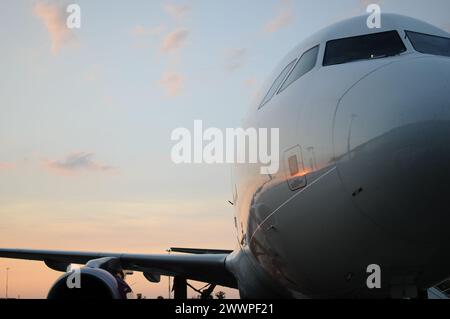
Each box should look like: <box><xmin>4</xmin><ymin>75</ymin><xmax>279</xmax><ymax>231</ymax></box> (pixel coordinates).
<box><xmin>0</xmin><ymin>162</ymin><xmax>16</xmax><ymax>171</ymax></box>
<box><xmin>44</xmin><ymin>153</ymin><xmax>115</xmax><ymax>176</ymax></box>
<box><xmin>34</xmin><ymin>2</ymin><xmax>76</xmax><ymax>54</ymax></box>
<box><xmin>244</xmin><ymin>77</ymin><xmax>262</xmax><ymax>99</ymax></box>
<box><xmin>244</xmin><ymin>77</ymin><xmax>258</xmax><ymax>89</ymax></box>
<box><xmin>131</xmin><ymin>25</ymin><xmax>166</xmax><ymax>49</ymax></box>
<box><xmin>224</xmin><ymin>48</ymin><xmax>248</xmax><ymax>71</ymax></box>
<box><xmin>132</xmin><ymin>24</ymin><xmax>166</xmax><ymax>37</ymax></box>
<box><xmin>161</xmin><ymin>28</ymin><xmax>190</xmax><ymax>53</ymax></box>
<box><xmin>159</xmin><ymin>70</ymin><xmax>184</xmax><ymax>97</ymax></box>
<box><xmin>164</xmin><ymin>4</ymin><xmax>192</xmax><ymax>21</ymax></box>
<box><xmin>264</xmin><ymin>0</ymin><xmax>294</xmax><ymax>33</ymax></box>
<box><xmin>132</xmin><ymin>5</ymin><xmax>190</xmax><ymax>98</ymax></box>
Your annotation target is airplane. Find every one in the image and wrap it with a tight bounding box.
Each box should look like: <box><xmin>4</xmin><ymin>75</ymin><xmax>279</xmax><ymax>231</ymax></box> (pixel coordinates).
<box><xmin>1</xmin><ymin>13</ymin><xmax>450</xmax><ymax>299</ymax></box>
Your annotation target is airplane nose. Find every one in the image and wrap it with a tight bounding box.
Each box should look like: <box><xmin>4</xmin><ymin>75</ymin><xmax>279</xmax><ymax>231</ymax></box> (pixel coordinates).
<box><xmin>333</xmin><ymin>56</ymin><xmax>450</xmax><ymax>245</ymax></box>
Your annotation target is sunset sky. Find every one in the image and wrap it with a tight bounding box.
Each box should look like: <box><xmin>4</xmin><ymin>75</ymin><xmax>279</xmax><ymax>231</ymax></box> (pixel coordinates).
<box><xmin>1</xmin><ymin>0</ymin><xmax>449</xmax><ymax>299</ymax></box>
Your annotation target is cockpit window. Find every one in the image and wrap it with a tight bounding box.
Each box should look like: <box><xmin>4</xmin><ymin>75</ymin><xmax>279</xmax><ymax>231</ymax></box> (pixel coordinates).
<box><xmin>259</xmin><ymin>59</ymin><xmax>297</xmax><ymax>109</ymax></box>
<box><xmin>406</xmin><ymin>31</ymin><xmax>450</xmax><ymax>58</ymax></box>
<box><xmin>278</xmin><ymin>46</ymin><xmax>319</xmax><ymax>94</ymax></box>
<box><xmin>323</xmin><ymin>31</ymin><xmax>407</xmax><ymax>66</ymax></box>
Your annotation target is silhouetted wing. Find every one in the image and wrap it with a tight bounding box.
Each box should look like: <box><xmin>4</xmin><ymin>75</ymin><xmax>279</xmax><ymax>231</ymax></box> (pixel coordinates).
<box><xmin>0</xmin><ymin>248</ymin><xmax>237</xmax><ymax>288</ymax></box>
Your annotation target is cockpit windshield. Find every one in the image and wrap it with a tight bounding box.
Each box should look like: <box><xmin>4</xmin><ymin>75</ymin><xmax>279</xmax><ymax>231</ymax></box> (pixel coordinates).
<box><xmin>323</xmin><ymin>31</ymin><xmax>407</xmax><ymax>66</ymax></box>
<box><xmin>406</xmin><ymin>31</ymin><xmax>450</xmax><ymax>58</ymax></box>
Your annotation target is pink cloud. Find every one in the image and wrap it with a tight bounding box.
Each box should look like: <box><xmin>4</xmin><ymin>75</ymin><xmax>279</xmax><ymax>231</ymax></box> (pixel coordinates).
<box><xmin>159</xmin><ymin>71</ymin><xmax>184</xmax><ymax>97</ymax></box>
<box><xmin>164</xmin><ymin>4</ymin><xmax>192</xmax><ymax>20</ymax></box>
<box><xmin>44</xmin><ymin>152</ymin><xmax>115</xmax><ymax>176</ymax></box>
<box><xmin>34</xmin><ymin>2</ymin><xmax>76</xmax><ymax>54</ymax></box>
<box><xmin>264</xmin><ymin>0</ymin><xmax>294</xmax><ymax>33</ymax></box>
<box><xmin>132</xmin><ymin>24</ymin><xmax>165</xmax><ymax>37</ymax></box>
<box><xmin>0</xmin><ymin>162</ymin><xmax>16</xmax><ymax>171</ymax></box>
<box><xmin>244</xmin><ymin>78</ymin><xmax>257</xmax><ymax>88</ymax></box>
<box><xmin>225</xmin><ymin>48</ymin><xmax>247</xmax><ymax>71</ymax></box>
<box><xmin>244</xmin><ymin>77</ymin><xmax>262</xmax><ymax>99</ymax></box>
<box><xmin>161</xmin><ymin>28</ymin><xmax>190</xmax><ymax>53</ymax></box>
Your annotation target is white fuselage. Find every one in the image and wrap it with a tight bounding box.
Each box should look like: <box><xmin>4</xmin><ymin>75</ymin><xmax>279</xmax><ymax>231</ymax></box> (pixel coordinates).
<box><xmin>226</xmin><ymin>14</ymin><xmax>450</xmax><ymax>299</ymax></box>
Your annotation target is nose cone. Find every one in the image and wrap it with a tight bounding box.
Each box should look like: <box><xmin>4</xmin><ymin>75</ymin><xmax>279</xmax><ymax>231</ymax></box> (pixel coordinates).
<box><xmin>334</xmin><ymin>56</ymin><xmax>450</xmax><ymax>245</ymax></box>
